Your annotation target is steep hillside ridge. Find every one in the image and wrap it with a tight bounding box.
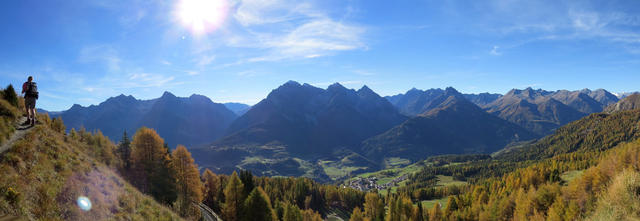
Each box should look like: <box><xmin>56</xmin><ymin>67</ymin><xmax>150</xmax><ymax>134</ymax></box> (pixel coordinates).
<box><xmin>496</xmin><ymin>109</ymin><xmax>640</xmax><ymax>161</ymax></box>
<box><xmin>52</xmin><ymin>92</ymin><xmax>236</xmax><ymax>148</ymax></box>
<box><xmin>0</xmin><ymin>116</ymin><xmax>182</xmax><ymax>220</ymax></box>
<box><xmin>362</xmin><ymin>88</ymin><xmax>536</xmax><ymax>162</ymax></box>
<box><xmin>605</xmin><ymin>93</ymin><xmax>640</xmax><ymax>113</ymax></box>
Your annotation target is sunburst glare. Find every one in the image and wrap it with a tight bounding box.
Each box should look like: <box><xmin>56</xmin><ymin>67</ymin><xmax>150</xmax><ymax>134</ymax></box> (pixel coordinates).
<box><xmin>175</xmin><ymin>0</ymin><xmax>228</xmax><ymax>35</ymax></box>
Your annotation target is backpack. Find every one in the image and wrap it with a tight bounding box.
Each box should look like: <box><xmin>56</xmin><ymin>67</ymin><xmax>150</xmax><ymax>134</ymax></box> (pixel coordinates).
<box><xmin>26</xmin><ymin>82</ymin><xmax>39</xmax><ymax>99</ymax></box>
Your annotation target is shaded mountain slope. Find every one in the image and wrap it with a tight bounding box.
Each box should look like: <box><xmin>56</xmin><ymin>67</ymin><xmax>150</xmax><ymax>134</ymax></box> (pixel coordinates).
<box><xmin>215</xmin><ymin>81</ymin><xmax>406</xmax><ymax>155</ymax></box>
<box><xmin>224</xmin><ymin>102</ymin><xmax>251</xmax><ymax>116</ymax></box>
<box><xmin>52</xmin><ymin>92</ymin><xmax>236</xmax><ymax>148</ymax></box>
<box><xmin>385</xmin><ymin>88</ymin><xmax>445</xmax><ymax>116</ymax></box>
<box><xmin>362</xmin><ymin>88</ymin><xmax>536</xmax><ymax>162</ymax></box>
<box><xmin>192</xmin><ymin>81</ymin><xmax>406</xmax><ymax>181</ymax></box>
<box><xmin>463</xmin><ymin>92</ymin><xmax>502</xmax><ymax>107</ymax></box>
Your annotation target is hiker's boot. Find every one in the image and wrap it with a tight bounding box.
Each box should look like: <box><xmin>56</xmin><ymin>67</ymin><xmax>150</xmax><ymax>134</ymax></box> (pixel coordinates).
<box><xmin>21</xmin><ymin>118</ymin><xmax>31</xmax><ymax>126</ymax></box>
<box><xmin>30</xmin><ymin>118</ymin><xmax>35</xmax><ymax>126</ymax></box>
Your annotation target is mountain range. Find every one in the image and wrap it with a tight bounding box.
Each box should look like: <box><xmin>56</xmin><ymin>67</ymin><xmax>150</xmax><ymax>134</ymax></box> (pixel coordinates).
<box><xmin>45</xmin><ymin>81</ymin><xmax>633</xmax><ymax>182</ymax></box>
<box><xmin>388</xmin><ymin>87</ymin><xmax>619</xmax><ymax>135</ymax></box>
<box><xmin>363</xmin><ymin>88</ymin><xmax>536</xmax><ymax>162</ymax></box>
<box><xmin>50</xmin><ymin>92</ymin><xmax>237</xmax><ymax>148</ymax></box>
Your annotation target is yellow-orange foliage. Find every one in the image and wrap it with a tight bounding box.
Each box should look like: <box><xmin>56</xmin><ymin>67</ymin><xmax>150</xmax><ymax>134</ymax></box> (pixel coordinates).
<box><xmin>171</xmin><ymin>145</ymin><xmax>204</xmax><ymax>218</ymax></box>
<box><xmin>130</xmin><ymin>127</ymin><xmax>166</xmax><ymax>191</ymax></box>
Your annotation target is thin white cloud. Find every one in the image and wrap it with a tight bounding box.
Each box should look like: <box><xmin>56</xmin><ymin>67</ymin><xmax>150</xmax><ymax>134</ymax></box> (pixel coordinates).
<box><xmin>490</xmin><ymin>45</ymin><xmax>501</xmax><ymax>55</ymax></box>
<box><xmin>195</xmin><ymin>0</ymin><xmax>366</xmax><ymax>63</ymax></box>
<box><xmin>78</xmin><ymin>45</ymin><xmax>121</xmax><ymax>72</ymax></box>
<box><xmin>197</xmin><ymin>55</ymin><xmax>216</xmax><ymax>66</ymax></box>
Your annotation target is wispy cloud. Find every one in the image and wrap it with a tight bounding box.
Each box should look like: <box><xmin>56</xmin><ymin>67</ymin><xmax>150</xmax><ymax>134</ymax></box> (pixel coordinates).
<box><xmin>78</xmin><ymin>45</ymin><xmax>121</xmax><ymax>72</ymax></box>
<box><xmin>195</xmin><ymin>0</ymin><xmax>366</xmax><ymax>63</ymax></box>
<box><xmin>490</xmin><ymin>45</ymin><xmax>501</xmax><ymax>55</ymax></box>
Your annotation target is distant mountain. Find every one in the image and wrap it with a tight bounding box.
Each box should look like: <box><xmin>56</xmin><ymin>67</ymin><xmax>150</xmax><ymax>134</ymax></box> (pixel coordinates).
<box><xmin>584</xmin><ymin>89</ymin><xmax>619</xmax><ymax>106</ymax></box>
<box><xmin>385</xmin><ymin>88</ymin><xmax>445</xmax><ymax>116</ymax></box>
<box><xmin>224</xmin><ymin>102</ymin><xmax>251</xmax><ymax>116</ymax></box>
<box><xmin>463</xmin><ymin>93</ymin><xmax>503</xmax><ymax>107</ymax></box>
<box><xmin>362</xmin><ymin>87</ymin><xmax>536</xmax><ymax>162</ymax></box>
<box><xmin>192</xmin><ymin>81</ymin><xmax>407</xmax><ymax>180</ymax></box>
<box><xmin>605</xmin><ymin>93</ymin><xmax>640</xmax><ymax>113</ymax></box>
<box><xmin>51</xmin><ymin>92</ymin><xmax>237</xmax><ymax>148</ymax></box>
<box><xmin>615</xmin><ymin>92</ymin><xmax>639</xmax><ymax>99</ymax></box>
<box><xmin>550</xmin><ymin>90</ymin><xmax>604</xmax><ymax>113</ymax></box>
<box><xmin>484</xmin><ymin>88</ymin><xmax>587</xmax><ymax>135</ymax></box>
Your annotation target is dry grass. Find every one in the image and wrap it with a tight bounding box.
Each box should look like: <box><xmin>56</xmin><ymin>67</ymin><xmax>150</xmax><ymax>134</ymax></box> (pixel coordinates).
<box><xmin>587</xmin><ymin>169</ymin><xmax>640</xmax><ymax>221</ymax></box>
<box><xmin>0</xmin><ymin>118</ymin><xmax>182</xmax><ymax>220</ymax></box>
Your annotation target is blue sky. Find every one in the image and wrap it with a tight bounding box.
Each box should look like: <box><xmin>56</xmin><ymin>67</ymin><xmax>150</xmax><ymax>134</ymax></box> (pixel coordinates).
<box><xmin>1</xmin><ymin>0</ymin><xmax>640</xmax><ymax>111</ymax></box>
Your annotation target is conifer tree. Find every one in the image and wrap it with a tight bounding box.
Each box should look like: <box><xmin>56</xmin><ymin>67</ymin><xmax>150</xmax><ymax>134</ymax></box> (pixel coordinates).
<box><xmin>349</xmin><ymin>207</ymin><xmax>366</xmax><ymax>221</ymax></box>
<box><xmin>3</xmin><ymin>84</ymin><xmax>18</xmax><ymax>107</ymax></box>
<box><xmin>363</xmin><ymin>192</ymin><xmax>384</xmax><ymax>221</ymax></box>
<box><xmin>282</xmin><ymin>203</ymin><xmax>302</xmax><ymax>221</ymax></box>
<box><xmin>131</xmin><ymin>127</ymin><xmax>166</xmax><ymax>192</ymax></box>
<box><xmin>429</xmin><ymin>203</ymin><xmax>442</xmax><ymax>221</ymax></box>
<box><xmin>117</xmin><ymin>130</ymin><xmax>132</xmax><ymax>170</ymax></box>
<box><xmin>224</xmin><ymin>171</ymin><xmax>245</xmax><ymax>221</ymax></box>
<box><xmin>171</xmin><ymin>145</ymin><xmax>203</xmax><ymax>218</ymax></box>
<box><xmin>150</xmin><ymin>151</ymin><xmax>177</xmax><ymax>205</ymax></box>
<box><xmin>202</xmin><ymin>169</ymin><xmax>222</xmax><ymax>211</ymax></box>
<box><xmin>242</xmin><ymin>187</ymin><xmax>277</xmax><ymax>221</ymax></box>
<box><xmin>239</xmin><ymin>170</ymin><xmax>255</xmax><ymax>196</ymax></box>
<box><xmin>547</xmin><ymin>196</ymin><xmax>566</xmax><ymax>221</ymax></box>
<box><xmin>444</xmin><ymin>196</ymin><xmax>458</xmax><ymax>217</ymax></box>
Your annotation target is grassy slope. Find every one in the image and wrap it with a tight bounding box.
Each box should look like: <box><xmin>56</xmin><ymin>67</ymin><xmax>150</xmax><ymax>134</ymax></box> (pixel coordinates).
<box><xmin>0</xmin><ymin>115</ymin><xmax>182</xmax><ymax>220</ymax></box>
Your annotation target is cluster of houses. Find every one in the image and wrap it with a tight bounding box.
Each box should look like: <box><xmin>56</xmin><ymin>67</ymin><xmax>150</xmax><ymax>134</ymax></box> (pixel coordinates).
<box><xmin>343</xmin><ymin>174</ymin><xmax>408</xmax><ymax>191</ymax></box>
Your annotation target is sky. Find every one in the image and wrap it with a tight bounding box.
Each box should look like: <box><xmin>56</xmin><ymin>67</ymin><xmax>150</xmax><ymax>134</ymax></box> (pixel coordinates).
<box><xmin>1</xmin><ymin>0</ymin><xmax>640</xmax><ymax>111</ymax></box>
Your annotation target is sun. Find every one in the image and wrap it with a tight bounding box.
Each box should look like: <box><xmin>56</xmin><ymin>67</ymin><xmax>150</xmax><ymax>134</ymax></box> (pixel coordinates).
<box><xmin>175</xmin><ymin>0</ymin><xmax>228</xmax><ymax>35</ymax></box>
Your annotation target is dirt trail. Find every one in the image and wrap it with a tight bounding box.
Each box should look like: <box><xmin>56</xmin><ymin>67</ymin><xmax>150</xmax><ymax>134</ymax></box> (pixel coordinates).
<box><xmin>0</xmin><ymin>117</ymin><xmax>33</xmax><ymax>155</ymax></box>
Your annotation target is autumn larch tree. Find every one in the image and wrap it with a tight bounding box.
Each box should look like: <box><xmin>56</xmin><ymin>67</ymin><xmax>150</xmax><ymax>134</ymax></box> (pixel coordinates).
<box><xmin>131</xmin><ymin>127</ymin><xmax>166</xmax><ymax>192</ymax></box>
<box><xmin>363</xmin><ymin>192</ymin><xmax>384</xmax><ymax>221</ymax></box>
<box><xmin>224</xmin><ymin>171</ymin><xmax>245</xmax><ymax>221</ymax></box>
<box><xmin>242</xmin><ymin>186</ymin><xmax>277</xmax><ymax>221</ymax></box>
<box><xmin>171</xmin><ymin>145</ymin><xmax>204</xmax><ymax>218</ymax></box>
<box><xmin>202</xmin><ymin>169</ymin><xmax>222</xmax><ymax>212</ymax></box>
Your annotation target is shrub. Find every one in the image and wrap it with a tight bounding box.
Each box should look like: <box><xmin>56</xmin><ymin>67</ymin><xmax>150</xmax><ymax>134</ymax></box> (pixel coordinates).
<box><xmin>0</xmin><ymin>99</ymin><xmax>19</xmax><ymax>118</ymax></box>
<box><xmin>587</xmin><ymin>169</ymin><xmax>640</xmax><ymax>220</ymax></box>
<box><xmin>3</xmin><ymin>84</ymin><xmax>18</xmax><ymax>108</ymax></box>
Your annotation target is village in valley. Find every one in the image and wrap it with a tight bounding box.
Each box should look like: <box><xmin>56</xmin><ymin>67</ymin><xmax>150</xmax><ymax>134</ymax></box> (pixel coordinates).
<box><xmin>343</xmin><ymin>174</ymin><xmax>408</xmax><ymax>191</ymax></box>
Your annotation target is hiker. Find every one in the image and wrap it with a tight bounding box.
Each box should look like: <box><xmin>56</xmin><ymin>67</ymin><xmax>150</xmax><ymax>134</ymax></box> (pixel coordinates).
<box><xmin>21</xmin><ymin>76</ymin><xmax>39</xmax><ymax>126</ymax></box>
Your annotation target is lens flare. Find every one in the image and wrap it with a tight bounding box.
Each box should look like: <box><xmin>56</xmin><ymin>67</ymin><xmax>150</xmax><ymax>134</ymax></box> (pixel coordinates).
<box><xmin>176</xmin><ymin>0</ymin><xmax>228</xmax><ymax>35</ymax></box>
<box><xmin>77</xmin><ymin>196</ymin><xmax>92</xmax><ymax>211</ymax></box>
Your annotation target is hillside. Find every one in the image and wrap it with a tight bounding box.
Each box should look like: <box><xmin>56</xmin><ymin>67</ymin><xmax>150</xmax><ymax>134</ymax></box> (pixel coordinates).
<box><xmin>495</xmin><ymin>109</ymin><xmax>640</xmax><ymax>161</ymax></box>
<box><xmin>51</xmin><ymin>92</ymin><xmax>237</xmax><ymax>148</ymax></box>
<box><xmin>362</xmin><ymin>88</ymin><xmax>536</xmax><ymax>162</ymax></box>
<box><xmin>605</xmin><ymin>93</ymin><xmax>640</xmax><ymax>113</ymax></box>
<box><xmin>0</xmin><ymin>98</ymin><xmax>182</xmax><ymax>220</ymax></box>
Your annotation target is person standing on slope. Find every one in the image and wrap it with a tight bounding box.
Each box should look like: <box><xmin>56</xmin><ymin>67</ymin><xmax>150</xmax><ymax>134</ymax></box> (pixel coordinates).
<box><xmin>21</xmin><ymin>76</ymin><xmax>39</xmax><ymax>126</ymax></box>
